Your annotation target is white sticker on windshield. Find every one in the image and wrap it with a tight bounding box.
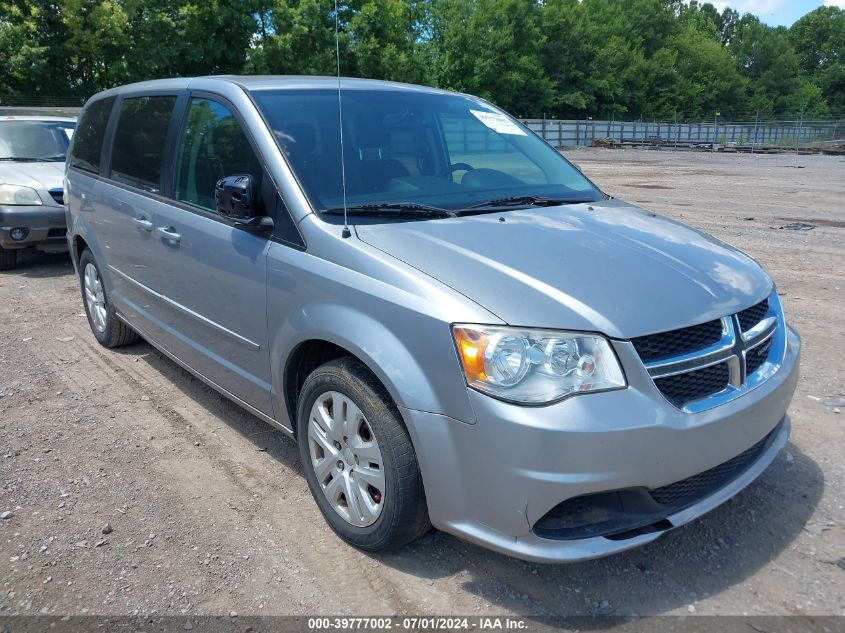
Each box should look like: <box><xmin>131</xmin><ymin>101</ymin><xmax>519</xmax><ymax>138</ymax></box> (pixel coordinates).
<box><xmin>470</xmin><ymin>110</ymin><xmax>527</xmax><ymax>136</ymax></box>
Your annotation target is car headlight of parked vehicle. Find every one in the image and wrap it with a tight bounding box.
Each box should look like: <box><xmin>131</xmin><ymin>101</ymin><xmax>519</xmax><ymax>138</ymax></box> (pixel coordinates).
<box><xmin>0</xmin><ymin>184</ymin><xmax>43</xmax><ymax>205</ymax></box>
<box><xmin>453</xmin><ymin>325</ymin><xmax>626</xmax><ymax>404</ymax></box>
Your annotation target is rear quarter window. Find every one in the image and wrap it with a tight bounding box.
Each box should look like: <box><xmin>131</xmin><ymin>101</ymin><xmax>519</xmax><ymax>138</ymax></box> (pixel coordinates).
<box><xmin>110</xmin><ymin>96</ymin><xmax>177</xmax><ymax>193</ymax></box>
<box><xmin>68</xmin><ymin>97</ymin><xmax>115</xmax><ymax>175</ymax></box>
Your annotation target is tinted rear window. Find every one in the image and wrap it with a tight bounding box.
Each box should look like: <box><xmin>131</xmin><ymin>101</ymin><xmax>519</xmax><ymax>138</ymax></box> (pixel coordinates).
<box><xmin>69</xmin><ymin>97</ymin><xmax>115</xmax><ymax>174</ymax></box>
<box><xmin>110</xmin><ymin>96</ymin><xmax>176</xmax><ymax>193</ymax></box>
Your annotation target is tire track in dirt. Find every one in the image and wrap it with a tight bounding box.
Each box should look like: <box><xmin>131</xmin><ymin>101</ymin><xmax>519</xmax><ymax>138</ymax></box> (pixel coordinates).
<box><xmin>11</xmin><ymin>265</ymin><xmax>501</xmax><ymax>615</ymax></box>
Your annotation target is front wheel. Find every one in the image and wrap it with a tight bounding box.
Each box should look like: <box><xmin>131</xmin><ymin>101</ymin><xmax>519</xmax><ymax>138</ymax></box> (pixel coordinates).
<box><xmin>297</xmin><ymin>357</ymin><xmax>430</xmax><ymax>551</ymax></box>
<box><xmin>78</xmin><ymin>249</ymin><xmax>140</xmax><ymax>348</ymax></box>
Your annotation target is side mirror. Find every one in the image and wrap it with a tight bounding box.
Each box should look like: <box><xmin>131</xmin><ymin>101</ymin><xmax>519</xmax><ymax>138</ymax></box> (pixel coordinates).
<box><xmin>214</xmin><ymin>174</ymin><xmax>273</xmax><ymax>232</ymax></box>
<box><xmin>215</xmin><ymin>174</ymin><xmax>256</xmax><ymax>220</ymax></box>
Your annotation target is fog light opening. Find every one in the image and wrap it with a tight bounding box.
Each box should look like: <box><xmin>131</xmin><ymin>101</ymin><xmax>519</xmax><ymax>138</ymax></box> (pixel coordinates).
<box><xmin>10</xmin><ymin>227</ymin><xmax>29</xmax><ymax>241</ymax></box>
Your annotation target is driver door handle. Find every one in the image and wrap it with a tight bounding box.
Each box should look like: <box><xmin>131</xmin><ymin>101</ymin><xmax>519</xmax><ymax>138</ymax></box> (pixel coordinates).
<box><xmin>156</xmin><ymin>226</ymin><xmax>181</xmax><ymax>244</ymax></box>
<box><xmin>133</xmin><ymin>217</ymin><xmax>153</xmax><ymax>232</ymax></box>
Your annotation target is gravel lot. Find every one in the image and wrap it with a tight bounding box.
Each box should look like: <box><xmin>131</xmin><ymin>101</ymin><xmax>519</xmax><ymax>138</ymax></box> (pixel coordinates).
<box><xmin>1</xmin><ymin>148</ymin><xmax>843</xmax><ymax>619</ymax></box>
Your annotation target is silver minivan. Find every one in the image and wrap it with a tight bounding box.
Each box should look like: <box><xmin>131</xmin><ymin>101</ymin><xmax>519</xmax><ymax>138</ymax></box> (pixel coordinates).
<box><xmin>1</xmin><ymin>115</ymin><xmax>76</xmax><ymax>269</ymax></box>
<box><xmin>65</xmin><ymin>77</ymin><xmax>800</xmax><ymax>563</ymax></box>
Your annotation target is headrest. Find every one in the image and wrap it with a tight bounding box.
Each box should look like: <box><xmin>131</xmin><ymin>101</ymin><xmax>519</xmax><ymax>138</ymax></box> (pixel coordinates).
<box><xmin>352</xmin><ymin>115</ymin><xmax>390</xmax><ymax>153</ymax></box>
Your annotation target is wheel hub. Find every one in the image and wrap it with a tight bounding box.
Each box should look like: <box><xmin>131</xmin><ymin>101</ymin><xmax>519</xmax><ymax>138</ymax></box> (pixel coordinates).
<box><xmin>307</xmin><ymin>391</ymin><xmax>386</xmax><ymax>527</ymax></box>
<box><xmin>83</xmin><ymin>263</ymin><xmax>108</xmax><ymax>334</ymax></box>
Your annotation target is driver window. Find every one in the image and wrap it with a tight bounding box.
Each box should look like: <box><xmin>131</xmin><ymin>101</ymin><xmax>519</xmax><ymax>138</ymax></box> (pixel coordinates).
<box><xmin>439</xmin><ymin>112</ymin><xmax>546</xmax><ymax>184</ymax></box>
<box><xmin>175</xmin><ymin>98</ymin><xmax>263</xmax><ymax>211</ymax></box>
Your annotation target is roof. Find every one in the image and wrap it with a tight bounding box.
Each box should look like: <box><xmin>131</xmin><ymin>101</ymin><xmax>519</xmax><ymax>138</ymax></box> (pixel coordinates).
<box><xmin>225</xmin><ymin>75</ymin><xmax>452</xmax><ymax>95</ymax></box>
<box><xmin>88</xmin><ymin>75</ymin><xmax>453</xmax><ymax>99</ymax></box>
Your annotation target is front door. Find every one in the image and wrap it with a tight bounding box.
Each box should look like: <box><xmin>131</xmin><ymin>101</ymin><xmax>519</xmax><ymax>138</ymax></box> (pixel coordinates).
<box><xmin>147</xmin><ymin>96</ymin><xmax>274</xmax><ymax>416</ymax></box>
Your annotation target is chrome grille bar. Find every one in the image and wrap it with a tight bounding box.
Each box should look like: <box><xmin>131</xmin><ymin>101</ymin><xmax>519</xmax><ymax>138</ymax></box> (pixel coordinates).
<box><xmin>644</xmin><ymin>317</ymin><xmax>735</xmax><ymax>380</ymax></box>
<box><xmin>633</xmin><ymin>291</ymin><xmax>784</xmax><ymax>413</ymax></box>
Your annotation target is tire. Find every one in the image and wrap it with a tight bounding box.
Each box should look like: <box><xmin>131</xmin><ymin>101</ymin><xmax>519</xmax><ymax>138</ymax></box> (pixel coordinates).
<box><xmin>0</xmin><ymin>246</ymin><xmax>17</xmax><ymax>271</ymax></box>
<box><xmin>297</xmin><ymin>356</ymin><xmax>430</xmax><ymax>551</ymax></box>
<box><xmin>78</xmin><ymin>249</ymin><xmax>140</xmax><ymax>348</ymax></box>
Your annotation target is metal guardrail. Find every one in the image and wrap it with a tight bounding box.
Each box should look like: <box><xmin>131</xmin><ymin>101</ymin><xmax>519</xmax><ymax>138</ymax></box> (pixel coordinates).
<box><xmin>521</xmin><ymin>118</ymin><xmax>843</xmax><ymax>151</ymax></box>
<box><xmin>0</xmin><ymin>106</ymin><xmax>82</xmax><ymax>117</ymax></box>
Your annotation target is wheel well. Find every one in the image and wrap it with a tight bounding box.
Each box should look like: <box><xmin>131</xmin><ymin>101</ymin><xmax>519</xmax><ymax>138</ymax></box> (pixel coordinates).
<box><xmin>72</xmin><ymin>235</ymin><xmax>89</xmax><ymax>263</ymax></box>
<box><xmin>284</xmin><ymin>340</ymin><xmax>353</xmax><ymax>433</ymax></box>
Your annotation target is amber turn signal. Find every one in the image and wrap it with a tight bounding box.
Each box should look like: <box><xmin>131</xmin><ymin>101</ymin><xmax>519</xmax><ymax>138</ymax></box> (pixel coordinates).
<box><xmin>453</xmin><ymin>326</ymin><xmax>489</xmax><ymax>382</ymax></box>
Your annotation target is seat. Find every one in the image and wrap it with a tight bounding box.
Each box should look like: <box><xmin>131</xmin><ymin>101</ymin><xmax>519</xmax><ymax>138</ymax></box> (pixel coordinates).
<box><xmin>350</xmin><ymin>116</ymin><xmax>409</xmax><ymax>194</ymax></box>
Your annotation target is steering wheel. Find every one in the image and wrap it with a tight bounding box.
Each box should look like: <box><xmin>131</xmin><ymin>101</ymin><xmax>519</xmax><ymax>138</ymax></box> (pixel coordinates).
<box><xmin>446</xmin><ymin>162</ymin><xmax>474</xmax><ymax>175</ymax></box>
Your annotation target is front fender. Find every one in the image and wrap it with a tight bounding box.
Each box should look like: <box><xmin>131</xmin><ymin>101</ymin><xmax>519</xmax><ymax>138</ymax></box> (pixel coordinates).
<box><xmin>270</xmin><ymin>302</ymin><xmax>478</xmax><ymax>428</ymax></box>
<box><xmin>266</xmin><ymin>238</ymin><xmax>500</xmax><ymax>429</ymax></box>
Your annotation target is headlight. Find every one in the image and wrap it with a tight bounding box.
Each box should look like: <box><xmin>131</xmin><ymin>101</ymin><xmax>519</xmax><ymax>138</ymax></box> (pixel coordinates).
<box><xmin>453</xmin><ymin>325</ymin><xmax>626</xmax><ymax>404</ymax></box>
<box><xmin>0</xmin><ymin>184</ymin><xmax>43</xmax><ymax>205</ymax></box>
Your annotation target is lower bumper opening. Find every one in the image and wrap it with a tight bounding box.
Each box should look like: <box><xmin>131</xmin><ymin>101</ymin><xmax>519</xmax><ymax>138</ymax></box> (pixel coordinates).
<box><xmin>533</xmin><ymin>426</ymin><xmax>777</xmax><ymax>541</ymax></box>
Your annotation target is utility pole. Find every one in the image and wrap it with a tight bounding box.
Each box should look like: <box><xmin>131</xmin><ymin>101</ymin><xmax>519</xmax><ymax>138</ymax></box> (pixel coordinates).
<box><xmin>713</xmin><ymin>111</ymin><xmax>720</xmax><ymax>152</ymax></box>
<box><xmin>674</xmin><ymin>112</ymin><xmax>678</xmax><ymax>150</ymax></box>
<box><xmin>752</xmin><ymin>109</ymin><xmax>759</xmax><ymax>155</ymax></box>
<box><xmin>796</xmin><ymin>109</ymin><xmax>804</xmax><ymax>154</ymax></box>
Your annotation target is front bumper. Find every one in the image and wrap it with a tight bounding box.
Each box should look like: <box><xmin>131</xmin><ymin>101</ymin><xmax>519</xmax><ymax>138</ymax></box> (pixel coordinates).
<box><xmin>402</xmin><ymin>325</ymin><xmax>800</xmax><ymax>563</ymax></box>
<box><xmin>0</xmin><ymin>204</ymin><xmax>67</xmax><ymax>249</ymax></box>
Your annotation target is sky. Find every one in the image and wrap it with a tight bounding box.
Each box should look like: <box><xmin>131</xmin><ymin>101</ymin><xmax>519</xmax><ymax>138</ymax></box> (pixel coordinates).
<box><xmin>711</xmin><ymin>0</ymin><xmax>845</xmax><ymax>26</ymax></box>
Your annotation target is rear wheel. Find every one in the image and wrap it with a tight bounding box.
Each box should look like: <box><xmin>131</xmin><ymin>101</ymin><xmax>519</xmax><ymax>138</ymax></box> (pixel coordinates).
<box><xmin>79</xmin><ymin>249</ymin><xmax>140</xmax><ymax>348</ymax></box>
<box><xmin>0</xmin><ymin>246</ymin><xmax>17</xmax><ymax>271</ymax></box>
<box><xmin>297</xmin><ymin>357</ymin><xmax>430</xmax><ymax>551</ymax></box>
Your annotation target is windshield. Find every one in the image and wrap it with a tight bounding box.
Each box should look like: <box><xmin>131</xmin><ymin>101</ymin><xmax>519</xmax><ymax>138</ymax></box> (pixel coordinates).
<box><xmin>251</xmin><ymin>89</ymin><xmax>601</xmax><ymax>216</ymax></box>
<box><xmin>0</xmin><ymin>120</ymin><xmax>76</xmax><ymax>161</ymax></box>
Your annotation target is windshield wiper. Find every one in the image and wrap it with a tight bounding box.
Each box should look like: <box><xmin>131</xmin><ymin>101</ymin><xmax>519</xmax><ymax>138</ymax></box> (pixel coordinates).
<box><xmin>457</xmin><ymin>195</ymin><xmax>590</xmax><ymax>214</ymax></box>
<box><xmin>0</xmin><ymin>155</ymin><xmax>65</xmax><ymax>162</ymax></box>
<box><xmin>322</xmin><ymin>203</ymin><xmax>455</xmax><ymax>218</ymax></box>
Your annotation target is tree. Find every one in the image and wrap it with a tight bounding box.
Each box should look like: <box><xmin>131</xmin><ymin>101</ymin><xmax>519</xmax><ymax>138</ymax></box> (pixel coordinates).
<box><xmin>0</xmin><ymin>0</ymin><xmax>842</xmax><ymax>118</ymax></box>
<box><xmin>790</xmin><ymin>6</ymin><xmax>845</xmax><ymax>112</ymax></box>
<box><xmin>428</xmin><ymin>0</ymin><xmax>555</xmax><ymax>117</ymax></box>
<box><xmin>732</xmin><ymin>18</ymin><xmax>828</xmax><ymax>117</ymax></box>
<box><xmin>246</xmin><ymin>0</ymin><xmax>343</xmax><ymax>76</ymax></box>
<box><xmin>541</xmin><ymin>0</ymin><xmax>656</xmax><ymax>118</ymax></box>
<box><xmin>651</xmin><ymin>26</ymin><xmax>747</xmax><ymax>119</ymax></box>
<box><xmin>0</xmin><ymin>0</ymin><xmax>134</xmax><ymax>99</ymax></box>
<box><xmin>347</xmin><ymin>0</ymin><xmax>429</xmax><ymax>84</ymax></box>
<box><xmin>0</xmin><ymin>0</ymin><xmax>264</xmax><ymax>99</ymax></box>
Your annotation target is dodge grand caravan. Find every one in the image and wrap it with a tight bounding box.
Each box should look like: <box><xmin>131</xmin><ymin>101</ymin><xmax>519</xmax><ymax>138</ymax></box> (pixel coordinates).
<box><xmin>65</xmin><ymin>77</ymin><xmax>800</xmax><ymax>562</ymax></box>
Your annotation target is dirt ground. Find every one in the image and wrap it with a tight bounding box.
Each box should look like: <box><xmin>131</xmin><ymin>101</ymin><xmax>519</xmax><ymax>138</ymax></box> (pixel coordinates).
<box><xmin>1</xmin><ymin>148</ymin><xmax>843</xmax><ymax>619</ymax></box>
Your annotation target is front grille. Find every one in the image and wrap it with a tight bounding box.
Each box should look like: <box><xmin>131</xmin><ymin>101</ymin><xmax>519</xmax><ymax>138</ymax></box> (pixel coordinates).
<box><xmin>48</xmin><ymin>189</ymin><xmax>64</xmax><ymax>205</ymax></box>
<box><xmin>47</xmin><ymin>228</ymin><xmax>66</xmax><ymax>239</ymax></box>
<box><xmin>632</xmin><ymin>293</ymin><xmax>781</xmax><ymax>411</ymax></box>
<box><xmin>653</xmin><ymin>362</ymin><xmax>730</xmax><ymax>407</ymax></box>
<box><xmin>738</xmin><ymin>299</ymin><xmax>769</xmax><ymax>332</ymax></box>
<box><xmin>631</xmin><ymin>319</ymin><xmax>723</xmax><ymax>363</ymax></box>
<box><xmin>746</xmin><ymin>337</ymin><xmax>773</xmax><ymax>375</ymax></box>
<box><xmin>650</xmin><ymin>432</ymin><xmax>770</xmax><ymax>506</ymax></box>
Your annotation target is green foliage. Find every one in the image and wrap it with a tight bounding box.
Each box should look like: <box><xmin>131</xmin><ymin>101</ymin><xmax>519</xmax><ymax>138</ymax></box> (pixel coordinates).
<box><xmin>428</xmin><ymin>0</ymin><xmax>555</xmax><ymax>116</ymax></box>
<box><xmin>650</xmin><ymin>25</ymin><xmax>748</xmax><ymax>119</ymax></box>
<box><xmin>0</xmin><ymin>0</ymin><xmax>842</xmax><ymax>119</ymax></box>
<box><xmin>790</xmin><ymin>6</ymin><xmax>845</xmax><ymax>112</ymax></box>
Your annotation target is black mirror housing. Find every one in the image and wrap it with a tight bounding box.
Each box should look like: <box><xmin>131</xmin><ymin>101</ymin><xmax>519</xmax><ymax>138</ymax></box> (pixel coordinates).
<box><xmin>215</xmin><ymin>174</ymin><xmax>256</xmax><ymax>221</ymax></box>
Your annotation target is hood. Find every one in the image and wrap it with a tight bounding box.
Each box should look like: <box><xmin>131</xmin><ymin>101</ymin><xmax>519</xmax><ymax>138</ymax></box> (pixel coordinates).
<box><xmin>0</xmin><ymin>162</ymin><xmax>65</xmax><ymax>192</ymax></box>
<box><xmin>356</xmin><ymin>200</ymin><xmax>772</xmax><ymax>339</ymax></box>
